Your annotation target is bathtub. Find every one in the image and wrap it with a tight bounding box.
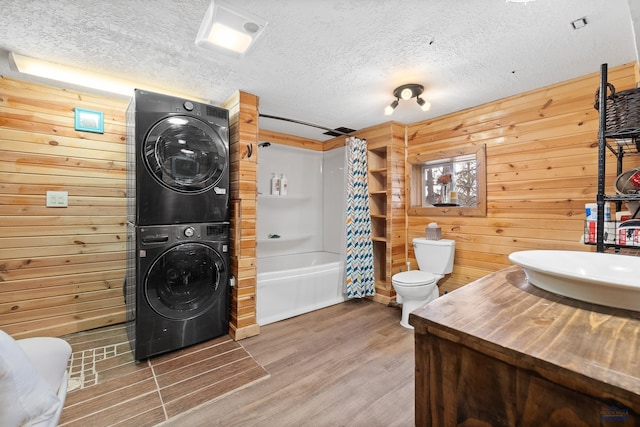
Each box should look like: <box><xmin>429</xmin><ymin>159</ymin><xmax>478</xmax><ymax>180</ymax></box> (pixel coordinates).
<box><xmin>256</xmin><ymin>251</ymin><xmax>347</xmax><ymax>325</ymax></box>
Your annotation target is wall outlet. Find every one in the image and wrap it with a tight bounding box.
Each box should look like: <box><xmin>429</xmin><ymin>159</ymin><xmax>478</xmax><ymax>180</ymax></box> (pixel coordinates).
<box><xmin>46</xmin><ymin>191</ymin><xmax>68</xmax><ymax>207</ymax></box>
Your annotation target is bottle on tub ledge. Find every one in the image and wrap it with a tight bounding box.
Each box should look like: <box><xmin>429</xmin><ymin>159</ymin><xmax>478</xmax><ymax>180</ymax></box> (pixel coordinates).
<box><xmin>280</xmin><ymin>174</ymin><xmax>288</xmax><ymax>196</ymax></box>
<box><xmin>270</xmin><ymin>173</ymin><xmax>280</xmax><ymax>196</ymax></box>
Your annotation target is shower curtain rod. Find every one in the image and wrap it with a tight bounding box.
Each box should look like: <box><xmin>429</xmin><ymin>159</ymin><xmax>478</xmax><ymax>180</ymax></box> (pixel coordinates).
<box><xmin>258</xmin><ymin>113</ymin><xmax>354</xmax><ymax>136</ymax></box>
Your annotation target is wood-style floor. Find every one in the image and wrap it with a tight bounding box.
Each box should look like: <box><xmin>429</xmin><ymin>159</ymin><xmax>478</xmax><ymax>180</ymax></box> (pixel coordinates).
<box><xmin>161</xmin><ymin>299</ymin><xmax>415</xmax><ymax>427</ymax></box>
<box><xmin>59</xmin><ymin>299</ymin><xmax>415</xmax><ymax>426</ymax></box>
<box><xmin>59</xmin><ymin>324</ymin><xmax>269</xmax><ymax>426</ymax></box>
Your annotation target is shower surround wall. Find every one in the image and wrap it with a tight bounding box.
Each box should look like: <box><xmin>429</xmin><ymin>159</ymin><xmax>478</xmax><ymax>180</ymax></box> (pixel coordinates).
<box><xmin>257</xmin><ymin>143</ymin><xmax>347</xmax><ymax>325</ymax></box>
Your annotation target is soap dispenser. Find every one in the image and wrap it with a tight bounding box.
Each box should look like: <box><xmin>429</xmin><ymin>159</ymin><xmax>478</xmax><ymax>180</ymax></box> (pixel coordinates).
<box><xmin>270</xmin><ymin>173</ymin><xmax>280</xmax><ymax>196</ymax></box>
<box><xmin>280</xmin><ymin>174</ymin><xmax>288</xmax><ymax>196</ymax></box>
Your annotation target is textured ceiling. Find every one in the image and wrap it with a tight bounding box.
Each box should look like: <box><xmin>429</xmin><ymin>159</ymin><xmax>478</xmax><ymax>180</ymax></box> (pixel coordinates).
<box><xmin>0</xmin><ymin>0</ymin><xmax>638</xmax><ymax>140</ymax></box>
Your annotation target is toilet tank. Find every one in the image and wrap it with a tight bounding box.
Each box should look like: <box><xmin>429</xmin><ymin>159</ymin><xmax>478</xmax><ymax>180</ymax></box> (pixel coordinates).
<box><xmin>413</xmin><ymin>238</ymin><xmax>455</xmax><ymax>275</ymax></box>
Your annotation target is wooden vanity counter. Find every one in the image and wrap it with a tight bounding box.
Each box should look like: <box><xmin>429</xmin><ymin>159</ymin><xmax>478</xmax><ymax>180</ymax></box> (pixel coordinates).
<box><xmin>410</xmin><ymin>265</ymin><xmax>639</xmax><ymax>426</ymax></box>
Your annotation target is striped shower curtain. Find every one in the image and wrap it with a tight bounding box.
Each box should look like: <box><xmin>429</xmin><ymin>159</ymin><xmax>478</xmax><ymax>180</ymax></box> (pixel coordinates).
<box><xmin>345</xmin><ymin>136</ymin><xmax>375</xmax><ymax>298</ymax></box>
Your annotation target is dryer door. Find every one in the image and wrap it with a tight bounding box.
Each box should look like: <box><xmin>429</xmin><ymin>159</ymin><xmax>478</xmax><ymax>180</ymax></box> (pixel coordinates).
<box><xmin>143</xmin><ymin>115</ymin><xmax>228</xmax><ymax>193</ymax></box>
<box><xmin>145</xmin><ymin>242</ymin><xmax>227</xmax><ymax>320</ymax></box>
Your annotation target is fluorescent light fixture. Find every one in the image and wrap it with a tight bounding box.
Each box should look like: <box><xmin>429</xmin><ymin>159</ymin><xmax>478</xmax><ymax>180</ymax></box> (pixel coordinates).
<box><xmin>196</xmin><ymin>0</ymin><xmax>267</xmax><ymax>59</ymax></box>
<box><xmin>8</xmin><ymin>52</ymin><xmax>205</xmax><ymax>100</ymax></box>
<box><xmin>9</xmin><ymin>52</ymin><xmax>135</xmax><ymax>96</ymax></box>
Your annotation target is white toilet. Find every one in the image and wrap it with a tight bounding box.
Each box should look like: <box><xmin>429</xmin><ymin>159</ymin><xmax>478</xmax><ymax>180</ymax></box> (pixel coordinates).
<box><xmin>392</xmin><ymin>238</ymin><xmax>455</xmax><ymax>329</ymax></box>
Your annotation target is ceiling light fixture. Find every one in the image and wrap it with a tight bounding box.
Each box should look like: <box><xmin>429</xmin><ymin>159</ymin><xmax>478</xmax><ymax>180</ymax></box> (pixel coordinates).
<box><xmin>9</xmin><ymin>52</ymin><xmax>135</xmax><ymax>96</ymax></box>
<box><xmin>384</xmin><ymin>83</ymin><xmax>430</xmax><ymax>116</ymax></box>
<box><xmin>196</xmin><ymin>0</ymin><xmax>267</xmax><ymax>59</ymax></box>
<box><xmin>7</xmin><ymin>52</ymin><xmax>205</xmax><ymax>101</ymax></box>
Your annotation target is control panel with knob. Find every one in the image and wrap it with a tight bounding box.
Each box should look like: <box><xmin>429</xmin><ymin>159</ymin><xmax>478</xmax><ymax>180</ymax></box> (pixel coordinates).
<box><xmin>183</xmin><ymin>226</ymin><xmax>196</xmax><ymax>238</ymax></box>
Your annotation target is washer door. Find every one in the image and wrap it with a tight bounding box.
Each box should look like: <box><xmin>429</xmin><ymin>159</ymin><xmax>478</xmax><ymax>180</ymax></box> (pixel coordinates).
<box><xmin>145</xmin><ymin>242</ymin><xmax>226</xmax><ymax>320</ymax></box>
<box><xmin>144</xmin><ymin>115</ymin><xmax>227</xmax><ymax>193</ymax></box>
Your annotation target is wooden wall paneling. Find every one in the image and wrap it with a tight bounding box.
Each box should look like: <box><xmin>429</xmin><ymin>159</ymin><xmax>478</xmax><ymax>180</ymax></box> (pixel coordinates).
<box><xmin>259</xmin><ymin>129</ymin><xmax>324</xmax><ymax>151</ymax></box>
<box><xmin>406</xmin><ymin>63</ymin><xmax>635</xmax><ymax>147</ymax></box>
<box><xmin>405</xmin><ymin>62</ymin><xmax>640</xmax><ymax>295</ymax></box>
<box><xmin>3</xmin><ymin>61</ymin><xmax>638</xmax><ymax>339</ymax></box>
<box><xmin>0</xmin><ymin>76</ymin><xmax>127</xmax><ymax>338</ymax></box>
<box><xmin>222</xmin><ymin>91</ymin><xmax>260</xmax><ymax>340</ymax></box>
<box><xmin>322</xmin><ymin>134</ymin><xmax>348</xmax><ymax>151</ymax></box>
<box><xmin>322</xmin><ymin>135</ymin><xmax>348</xmax><ymax>151</ymax></box>
<box><xmin>389</xmin><ymin>122</ymin><xmax>407</xmax><ymax>283</ymax></box>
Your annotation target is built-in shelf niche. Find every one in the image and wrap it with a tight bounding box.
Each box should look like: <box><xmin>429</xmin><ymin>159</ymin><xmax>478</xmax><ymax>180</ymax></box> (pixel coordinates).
<box><xmin>367</xmin><ymin>145</ymin><xmax>388</xmax><ymax>288</ymax></box>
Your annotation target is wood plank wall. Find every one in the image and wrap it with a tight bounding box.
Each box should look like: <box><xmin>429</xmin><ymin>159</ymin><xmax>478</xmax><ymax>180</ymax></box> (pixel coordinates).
<box><xmin>2</xmin><ymin>62</ymin><xmax>638</xmax><ymax>339</ymax></box>
<box><xmin>389</xmin><ymin>122</ymin><xmax>407</xmax><ymax>284</ymax></box>
<box><xmin>222</xmin><ymin>91</ymin><xmax>260</xmax><ymax>340</ymax></box>
<box><xmin>406</xmin><ymin>62</ymin><xmax>640</xmax><ymax>294</ymax></box>
<box><xmin>259</xmin><ymin>129</ymin><xmax>324</xmax><ymax>151</ymax></box>
<box><xmin>0</xmin><ymin>76</ymin><xmax>128</xmax><ymax>338</ymax></box>
<box><xmin>0</xmin><ymin>77</ymin><xmax>315</xmax><ymax>341</ymax></box>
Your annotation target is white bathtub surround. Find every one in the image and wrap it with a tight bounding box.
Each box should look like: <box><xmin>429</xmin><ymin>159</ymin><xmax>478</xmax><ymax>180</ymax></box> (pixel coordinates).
<box><xmin>256</xmin><ymin>143</ymin><xmax>348</xmax><ymax>325</ymax></box>
<box><xmin>344</xmin><ymin>136</ymin><xmax>375</xmax><ymax>298</ymax></box>
<box><xmin>323</xmin><ymin>147</ymin><xmax>347</xmax><ymax>254</ymax></box>
<box><xmin>257</xmin><ymin>144</ymin><xmax>324</xmax><ymax>256</ymax></box>
<box><xmin>257</xmin><ymin>252</ymin><xmax>346</xmax><ymax>325</ymax></box>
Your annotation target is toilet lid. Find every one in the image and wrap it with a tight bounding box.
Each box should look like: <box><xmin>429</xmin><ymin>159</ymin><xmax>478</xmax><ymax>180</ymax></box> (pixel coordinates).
<box><xmin>392</xmin><ymin>270</ymin><xmax>436</xmax><ymax>286</ymax></box>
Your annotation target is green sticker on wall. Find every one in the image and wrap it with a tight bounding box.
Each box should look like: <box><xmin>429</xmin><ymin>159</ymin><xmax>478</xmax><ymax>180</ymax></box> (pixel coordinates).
<box><xmin>74</xmin><ymin>108</ymin><xmax>104</xmax><ymax>133</ymax></box>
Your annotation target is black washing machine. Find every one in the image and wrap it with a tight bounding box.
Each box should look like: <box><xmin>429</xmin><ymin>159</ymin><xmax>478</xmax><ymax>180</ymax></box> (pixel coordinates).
<box><xmin>126</xmin><ymin>89</ymin><xmax>229</xmax><ymax>225</ymax></box>
<box><xmin>126</xmin><ymin>222</ymin><xmax>230</xmax><ymax>360</ymax></box>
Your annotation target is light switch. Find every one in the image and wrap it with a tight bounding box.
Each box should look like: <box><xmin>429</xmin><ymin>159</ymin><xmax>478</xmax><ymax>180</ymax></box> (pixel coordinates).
<box><xmin>46</xmin><ymin>191</ymin><xmax>68</xmax><ymax>207</ymax></box>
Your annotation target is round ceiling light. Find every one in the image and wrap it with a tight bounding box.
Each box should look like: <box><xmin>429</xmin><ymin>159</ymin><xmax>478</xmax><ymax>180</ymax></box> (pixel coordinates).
<box><xmin>400</xmin><ymin>88</ymin><xmax>413</xmax><ymax>100</ymax></box>
<box><xmin>393</xmin><ymin>84</ymin><xmax>424</xmax><ymax>100</ymax></box>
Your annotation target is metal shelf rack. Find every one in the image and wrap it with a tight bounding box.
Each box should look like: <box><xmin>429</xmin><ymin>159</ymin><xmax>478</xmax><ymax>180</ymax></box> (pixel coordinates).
<box><xmin>594</xmin><ymin>63</ymin><xmax>640</xmax><ymax>252</ymax></box>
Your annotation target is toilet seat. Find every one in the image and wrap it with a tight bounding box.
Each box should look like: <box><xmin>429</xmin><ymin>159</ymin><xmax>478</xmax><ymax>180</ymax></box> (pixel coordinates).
<box><xmin>392</xmin><ymin>270</ymin><xmax>436</xmax><ymax>286</ymax></box>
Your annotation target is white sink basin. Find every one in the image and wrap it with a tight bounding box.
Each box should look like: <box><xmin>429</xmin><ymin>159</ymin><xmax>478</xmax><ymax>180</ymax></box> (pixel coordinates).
<box><xmin>508</xmin><ymin>250</ymin><xmax>640</xmax><ymax>312</ymax></box>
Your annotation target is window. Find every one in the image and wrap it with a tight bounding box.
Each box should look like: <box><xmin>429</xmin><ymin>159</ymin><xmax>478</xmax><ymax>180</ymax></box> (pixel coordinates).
<box><xmin>422</xmin><ymin>153</ymin><xmax>478</xmax><ymax>207</ymax></box>
<box><xmin>409</xmin><ymin>145</ymin><xmax>486</xmax><ymax>217</ymax></box>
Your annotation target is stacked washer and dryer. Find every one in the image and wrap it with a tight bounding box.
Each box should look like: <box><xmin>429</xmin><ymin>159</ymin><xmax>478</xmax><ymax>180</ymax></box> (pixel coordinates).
<box><xmin>125</xmin><ymin>90</ymin><xmax>230</xmax><ymax>360</ymax></box>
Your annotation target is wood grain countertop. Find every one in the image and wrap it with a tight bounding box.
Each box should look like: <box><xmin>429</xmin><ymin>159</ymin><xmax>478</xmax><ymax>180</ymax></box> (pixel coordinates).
<box><xmin>410</xmin><ymin>265</ymin><xmax>640</xmax><ymax>405</ymax></box>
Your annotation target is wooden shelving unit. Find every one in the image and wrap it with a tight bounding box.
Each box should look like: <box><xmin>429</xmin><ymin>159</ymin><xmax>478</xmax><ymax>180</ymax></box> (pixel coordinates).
<box><xmin>351</xmin><ymin>122</ymin><xmax>406</xmax><ymax>303</ymax></box>
<box><xmin>367</xmin><ymin>145</ymin><xmax>389</xmax><ymax>290</ymax></box>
